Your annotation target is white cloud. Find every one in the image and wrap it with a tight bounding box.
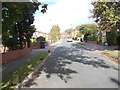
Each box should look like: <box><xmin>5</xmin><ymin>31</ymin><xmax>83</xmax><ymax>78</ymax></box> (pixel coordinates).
<box><xmin>33</xmin><ymin>0</ymin><xmax>94</xmax><ymax>33</ymax></box>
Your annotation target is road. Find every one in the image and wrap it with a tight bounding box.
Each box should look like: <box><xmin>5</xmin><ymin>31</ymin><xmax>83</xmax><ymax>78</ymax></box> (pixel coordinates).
<box><xmin>29</xmin><ymin>39</ymin><xmax>119</xmax><ymax>88</ymax></box>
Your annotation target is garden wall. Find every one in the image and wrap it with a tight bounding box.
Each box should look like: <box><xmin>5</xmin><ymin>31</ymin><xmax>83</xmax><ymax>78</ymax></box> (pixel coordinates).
<box><xmin>87</xmin><ymin>41</ymin><xmax>97</xmax><ymax>44</ymax></box>
<box><xmin>2</xmin><ymin>48</ymin><xmax>32</xmax><ymax>64</ymax></box>
<box><xmin>31</xmin><ymin>41</ymin><xmax>40</xmax><ymax>49</ymax></box>
<box><xmin>2</xmin><ymin>41</ymin><xmax>41</xmax><ymax>64</ymax></box>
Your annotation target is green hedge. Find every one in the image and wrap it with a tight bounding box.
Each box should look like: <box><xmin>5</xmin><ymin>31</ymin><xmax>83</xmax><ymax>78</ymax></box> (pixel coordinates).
<box><xmin>87</xmin><ymin>34</ymin><xmax>98</xmax><ymax>41</ymax></box>
<box><xmin>36</xmin><ymin>36</ymin><xmax>45</xmax><ymax>41</ymax></box>
<box><xmin>116</xmin><ymin>33</ymin><xmax>120</xmax><ymax>45</ymax></box>
<box><xmin>106</xmin><ymin>32</ymin><xmax>116</xmax><ymax>45</ymax></box>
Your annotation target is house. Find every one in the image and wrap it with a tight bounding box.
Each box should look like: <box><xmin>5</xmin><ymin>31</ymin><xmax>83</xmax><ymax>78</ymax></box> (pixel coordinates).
<box><xmin>71</xmin><ymin>29</ymin><xmax>80</xmax><ymax>37</ymax></box>
<box><xmin>32</xmin><ymin>31</ymin><xmax>46</xmax><ymax>38</ymax></box>
<box><xmin>61</xmin><ymin>32</ymin><xmax>71</xmax><ymax>38</ymax></box>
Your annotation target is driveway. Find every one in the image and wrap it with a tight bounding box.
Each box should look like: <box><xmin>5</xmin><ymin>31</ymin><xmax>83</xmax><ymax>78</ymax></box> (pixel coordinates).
<box><xmin>28</xmin><ymin>39</ymin><xmax>119</xmax><ymax>88</ymax></box>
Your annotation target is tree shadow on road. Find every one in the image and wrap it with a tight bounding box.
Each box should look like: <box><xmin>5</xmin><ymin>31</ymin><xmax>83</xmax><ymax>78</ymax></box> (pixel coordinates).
<box><xmin>38</xmin><ymin>46</ymin><xmax>78</xmax><ymax>83</ymax></box>
<box><xmin>110</xmin><ymin>77</ymin><xmax>120</xmax><ymax>86</ymax></box>
<box><xmin>31</xmin><ymin>44</ymin><xmax>118</xmax><ymax>85</ymax></box>
<box><xmin>71</xmin><ymin>44</ymin><xmax>118</xmax><ymax>71</ymax></box>
<box><xmin>72</xmin><ymin>43</ymin><xmax>118</xmax><ymax>51</ymax></box>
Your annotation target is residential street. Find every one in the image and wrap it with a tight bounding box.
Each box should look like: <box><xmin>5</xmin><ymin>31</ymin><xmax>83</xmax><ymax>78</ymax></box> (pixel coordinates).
<box><xmin>27</xmin><ymin>39</ymin><xmax>119</xmax><ymax>88</ymax></box>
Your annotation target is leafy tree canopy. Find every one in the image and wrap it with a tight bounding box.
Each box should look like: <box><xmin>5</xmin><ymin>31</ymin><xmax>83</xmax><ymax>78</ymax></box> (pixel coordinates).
<box><xmin>49</xmin><ymin>25</ymin><xmax>61</xmax><ymax>41</ymax></box>
<box><xmin>76</xmin><ymin>24</ymin><xmax>98</xmax><ymax>34</ymax></box>
<box><xmin>64</xmin><ymin>28</ymin><xmax>73</xmax><ymax>34</ymax></box>
<box><xmin>91</xmin><ymin>2</ymin><xmax>120</xmax><ymax>32</ymax></box>
<box><xmin>2</xmin><ymin>2</ymin><xmax>48</xmax><ymax>51</ymax></box>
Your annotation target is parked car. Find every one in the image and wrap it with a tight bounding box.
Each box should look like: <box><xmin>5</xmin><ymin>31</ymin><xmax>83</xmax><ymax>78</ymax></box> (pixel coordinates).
<box><xmin>67</xmin><ymin>37</ymin><xmax>73</xmax><ymax>42</ymax></box>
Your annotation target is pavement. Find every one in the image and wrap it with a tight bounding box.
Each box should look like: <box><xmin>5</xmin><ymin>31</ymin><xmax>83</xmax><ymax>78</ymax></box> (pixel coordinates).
<box><xmin>26</xmin><ymin>39</ymin><xmax>119</xmax><ymax>88</ymax></box>
<box><xmin>2</xmin><ymin>45</ymin><xmax>56</xmax><ymax>78</ymax></box>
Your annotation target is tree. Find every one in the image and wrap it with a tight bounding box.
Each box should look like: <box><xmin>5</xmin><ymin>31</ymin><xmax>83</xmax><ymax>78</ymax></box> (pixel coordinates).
<box><xmin>77</xmin><ymin>24</ymin><xmax>98</xmax><ymax>34</ymax></box>
<box><xmin>49</xmin><ymin>25</ymin><xmax>61</xmax><ymax>42</ymax></box>
<box><xmin>64</xmin><ymin>28</ymin><xmax>73</xmax><ymax>34</ymax></box>
<box><xmin>91</xmin><ymin>2</ymin><xmax>120</xmax><ymax>45</ymax></box>
<box><xmin>91</xmin><ymin>2</ymin><xmax>120</xmax><ymax>32</ymax></box>
<box><xmin>75</xmin><ymin>25</ymin><xmax>81</xmax><ymax>31</ymax></box>
<box><xmin>76</xmin><ymin>33</ymin><xmax>83</xmax><ymax>37</ymax></box>
<box><xmin>75</xmin><ymin>24</ymin><xmax>98</xmax><ymax>42</ymax></box>
<box><xmin>2</xmin><ymin>2</ymin><xmax>48</xmax><ymax>51</ymax></box>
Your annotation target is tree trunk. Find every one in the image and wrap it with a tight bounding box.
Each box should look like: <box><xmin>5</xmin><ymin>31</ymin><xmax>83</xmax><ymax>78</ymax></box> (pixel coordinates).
<box><xmin>27</xmin><ymin>41</ymin><xmax>31</xmax><ymax>47</ymax></box>
<box><xmin>3</xmin><ymin>46</ymin><xmax>6</xmax><ymax>53</ymax></box>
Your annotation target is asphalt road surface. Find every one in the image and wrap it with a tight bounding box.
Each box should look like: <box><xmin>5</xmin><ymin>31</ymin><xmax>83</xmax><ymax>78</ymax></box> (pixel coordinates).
<box><xmin>29</xmin><ymin>39</ymin><xmax>119</xmax><ymax>88</ymax></box>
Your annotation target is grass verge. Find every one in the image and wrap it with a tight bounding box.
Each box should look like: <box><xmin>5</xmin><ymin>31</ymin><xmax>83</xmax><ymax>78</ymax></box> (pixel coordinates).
<box><xmin>1</xmin><ymin>52</ymin><xmax>49</xmax><ymax>90</ymax></box>
<box><xmin>76</xmin><ymin>42</ymin><xmax>87</xmax><ymax>45</ymax></box>
<box><xmin>103</xmin><ymin>50</ymin><xmax>120</xmax><ymax>57</ymax></box>
<box><xmin>53</xmin><ymin>41</ymin><xmax>61</xmax><ymax>47</ymax></box>
<box><xmin>102</xmin><ymin>50</ymin><xmax>120</xmax><ymax>64</ymax></box>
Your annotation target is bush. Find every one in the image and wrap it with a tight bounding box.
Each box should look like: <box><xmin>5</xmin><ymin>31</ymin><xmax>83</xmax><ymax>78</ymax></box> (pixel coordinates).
<box><xmin>100</xmin><ymin>37</ymin><xmax>106</xmax><ymax>45</ymax></box>
<box><xmin>77</xmin><ymin>33</ymin><xmax>82</xmax><ymax>37</ymax></box>
<box><xmin>106</xmin><ymin>32</ymin><xmax>116</xmax><ymax>45</ymax></box>
<box><xmin>36</xmin><ymin>36</ymin><xmax>45</xmax><ymax>42</ymax></box>
<box><xmin>83</xmin><ymin>34</ymin><xmax>88</xmax><ymax>42</ymax></box>
<box><xmin>116</xmin><ymin>34</ymin><xmax>120</xmax><ymax>45</ymax></box>
<box><xmin>87</xmin><ymin>34</ymin><xmax>98</xmax><ymax>41</ymax></box>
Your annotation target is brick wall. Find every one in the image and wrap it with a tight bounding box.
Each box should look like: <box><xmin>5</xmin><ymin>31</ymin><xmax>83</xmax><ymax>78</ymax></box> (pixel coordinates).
<box><xmin>87</xmin><ymin>41</ymin><xmax>97</xmax><ymax>44</ymax></box>
<box><xmin>31</xmin><ymin>41</ymin><xmax>40</xmax><ymax>49</ymax></box>
<box><xmin>2</xmin><ymin>41</ymin><xmax>41</xmax><ymax>64</ymax></box>
<box><xmin>2</xmin><ymin>48</ymin><xmax>32</xmax><ymax>64</ymax></box>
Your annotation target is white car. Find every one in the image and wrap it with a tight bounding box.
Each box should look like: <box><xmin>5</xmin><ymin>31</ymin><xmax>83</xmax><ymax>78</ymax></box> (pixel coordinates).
<box><xmin>67</xmin><ymin>37</ymin><xmax>73</xmax><ymax>42</ymax></box>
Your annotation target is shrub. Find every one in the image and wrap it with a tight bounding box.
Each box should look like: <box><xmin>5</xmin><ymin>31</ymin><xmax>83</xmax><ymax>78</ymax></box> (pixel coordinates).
<box><xmin>116</xmin><ymin>34</ymin><xmax>120</xmax><ymax>45</ymax></box>
<box><xmin>76</xmin><ymin>33</ymin><xmax>82</xmax><ymax>37</ymax></box>
<box><xmin>100</xmin><ymin>37</ymin><xmax>106</xmax><ymax>45</ymax></box>
<box><xmin>87</xmin><ymin>34</ymin><xmax>98</xmax><ymax>41</ymax></box>
<box><xmin>36</xmin><ymin>36</ymin><xmax>45</xmax><ymax>42</ymax></box>
<box><xmin>106</xmin><ymin>32</ymin><xmax>116</xmax><ymax>45</ymax></box>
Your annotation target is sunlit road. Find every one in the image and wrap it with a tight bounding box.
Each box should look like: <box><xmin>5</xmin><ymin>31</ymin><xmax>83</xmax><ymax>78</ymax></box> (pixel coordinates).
<box><xmin>29</xmin><ymin>39</ymin><xmax>118</xmax><ymax>88</ymax></box>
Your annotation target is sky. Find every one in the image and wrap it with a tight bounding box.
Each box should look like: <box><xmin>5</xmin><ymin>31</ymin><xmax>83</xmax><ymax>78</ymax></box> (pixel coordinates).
<box><xmin>33</xmin><ymin>0</ymin><xmax>95</xmax><ymax>33</ymax></box>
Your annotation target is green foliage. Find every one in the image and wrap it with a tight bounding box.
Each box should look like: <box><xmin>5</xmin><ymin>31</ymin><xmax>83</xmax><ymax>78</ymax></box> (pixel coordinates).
<box><xmin>2</xmin><ymin>52</ymin><xmax>49</xmax><ymax>90</ymax></box>
<box><xmin>77</xmin><ymin>24</ymin><xmax>98</xmax><ymax>34</ymax></box>
<box><xmin>76</xmin><ymin>42</ymin><xmax>87</xmax><ymax>45</ymax></box>
<box><xmin>2</xmin><ymin>2</ymin><xmax>48</xmax><ymax>51</ymax></box>
<box><xmin>64</xmin><ymin>28</ymin><xmax>73</xmax><ymax>34</ymax></box>
<box><xmin>75</xmin><ymin>25</ymin><xmax>81</xmax><ymax>30</ymax></box>
<box><xmin>87</xmin><ymin>34</ymin><xmax>98</xmax><ymax>41</ymax></box>
<box><xmin>106</xmin><ymin>31</ymin><xmax>116</xmax><ymax>45</ymax></box>
<box><xmin>83</xmin><ymin>34</ymin><xmax>88</xmax><ymax>42</ymax></box>
<box><xmin>102</xmin><ymin>37</ymin><xmax>106</xmax><ymax>45</ymax></box>
<box><xmin>103</xmin><ymin>50</ymin><xmax>120</xmax><ymax>58</ymax></box>
<box><xmin>91</xmin><ymin>2</ymin><xmax>120</xmax><ymax>32</ymax></box>
<box><xmin>49</xmin><ymin>25</ymin><xmax>61</xmax><ymax>41</ymax></box>
<box><xmin>116</xmin><ymin>34</ymin><xmax>120</xmax><ymax>45</ymax></box>
<box><xmin>36</xmin><ymin>36</ymin><xmax>45</xmax><ymax>41</ymax></box>
<box><xmin>76</xmin><ymin>33</ymin><xmax>82</xmax><ymax>37</ymax></box>
<box><xmin>91</xmin><ymin>2</ymin><xmax>120</xmax><ymax>45</ymax></box>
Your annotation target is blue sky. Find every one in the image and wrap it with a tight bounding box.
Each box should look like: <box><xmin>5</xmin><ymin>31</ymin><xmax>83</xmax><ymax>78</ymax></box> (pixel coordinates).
<box><xmin>33</xmin><ymin>0</ymin><xmax>95</xmax><ymax>33</ymax></box>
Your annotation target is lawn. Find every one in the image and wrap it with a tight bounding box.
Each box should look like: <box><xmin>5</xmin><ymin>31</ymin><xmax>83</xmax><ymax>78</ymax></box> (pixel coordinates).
<box><xmin>1</xmin><ymin>52</ymin><xmax>49</xmax><ymax>90</ymax></box>
<box><xmin>103</xmin><ymin>50</ymin><xmax>120</xmax><ymax>58</ymax></box>
<box><xmin>76</xmin><ymin>42</ymin><xmax>87</xmax><ymax>45</ymax></box>
<box><xmin>102</xmin><ymin>50</ymin><xmax>120</xmax><ymax>64</ymax></box>
<box><xmin>53</xmin><ymin>43</ymin><xmax>60</xmax><ymax>47</ymax></box>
